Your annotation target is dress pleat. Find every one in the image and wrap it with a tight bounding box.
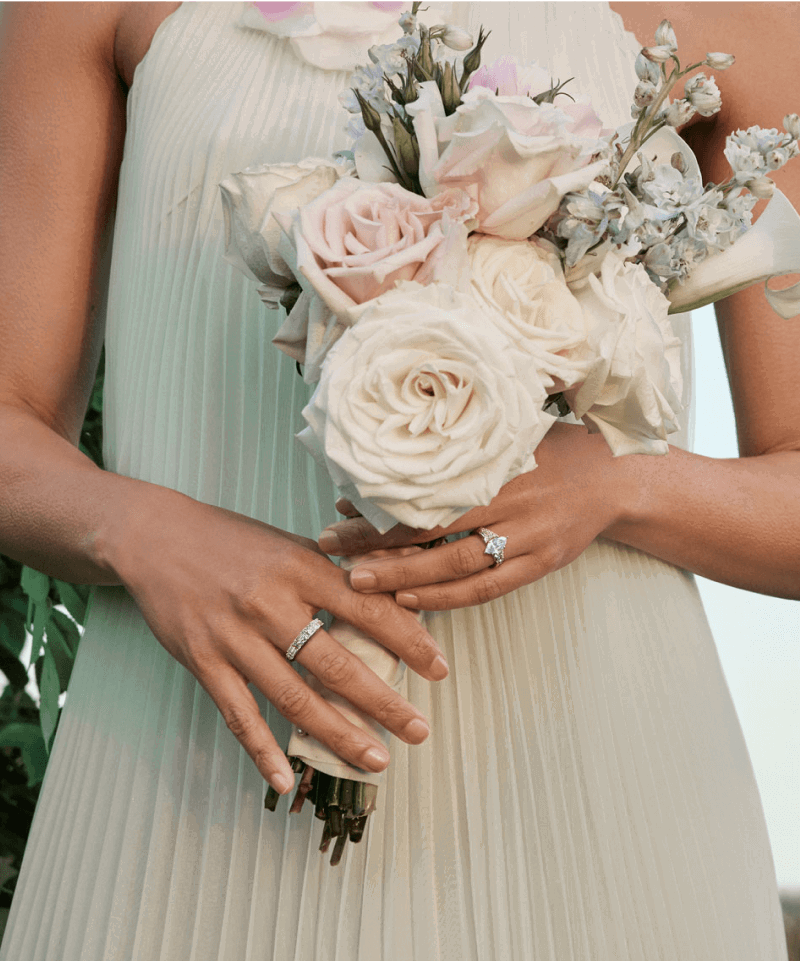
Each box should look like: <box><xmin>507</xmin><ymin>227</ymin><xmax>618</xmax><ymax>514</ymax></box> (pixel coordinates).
<box><xmin>1</xmin><ymin>3</ymin><xmax>787</xmax><ymax>959</ymax></box>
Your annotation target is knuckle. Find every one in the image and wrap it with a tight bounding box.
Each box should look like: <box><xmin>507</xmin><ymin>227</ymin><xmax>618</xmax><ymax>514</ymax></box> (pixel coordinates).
<box><xmin>252</xmin><ymin>744</ymin><xmax>278</xmax><ymax>777</ymax></box>
<box><xmin>271</xmin><ymin>681</ymin><xmax>312</xmax><ymax>721</ymax></box>
<box><xmin>471</xmin><ymin>574</ymin><xmax>502</xmax><ymax>606</ymax></box>
<box><xmin>328</xmin><ymin>729</ymin><xmax>364</xmax><ymax>762</ymax></box>
<box><xmin>313</xmin><ymin>648</ymin><xmax>356</xmax><ymax>688</ymax></box>
<box><xmin>352</xmin><ymin>591</ymin><xmax>391</xmax><ymax>624</ymax></box>
<box><xmin>222</xmin><ymin>702</ymin><xmax>260</xmax><ymax>744</ymax></box>
<box><xmin>449</xmin><ymin>543</ymin><xmax>478</xmax><ymax>578</ymax></box>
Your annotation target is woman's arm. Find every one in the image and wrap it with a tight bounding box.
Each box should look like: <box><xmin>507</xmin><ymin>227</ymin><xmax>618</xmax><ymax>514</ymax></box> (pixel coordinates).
<box><xmin>0</xmin><ymin>3</ymin><xmax>445</xmax><ymax>794</ymax></box>
<box><xmin>322</xmin><ymin>3</ymin><xmax>800</xmax><ymax>602</ymax></box>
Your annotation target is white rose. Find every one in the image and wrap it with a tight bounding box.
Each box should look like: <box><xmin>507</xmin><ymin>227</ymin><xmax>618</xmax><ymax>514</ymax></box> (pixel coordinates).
<box><xmin>566</xmin><ymin>253</ymin><xmax>684</xmax><ymax>455</ymax></box>
<box><xmin>219</xmin><ymin>159</ymin><xmax>345</xmax><ymax>303</ymax></box>
<box><xmin>467</xmin><ymin>235</ymin><xmax>590</xmax><ymax>389</ymax></box>
<box><xmin>298</xmin><ymin>282</ymin><xmax>556</xmax><ymax>532</ymax></box>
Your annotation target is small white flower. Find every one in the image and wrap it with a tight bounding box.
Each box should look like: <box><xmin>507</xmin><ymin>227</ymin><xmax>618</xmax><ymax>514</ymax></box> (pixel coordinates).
<box><xmin>747</xmin><ymin>176</ymin><xmax>775</xmax><ymax>200</ymax></box>
<box><xmin>635</xmin><ymin>52</ymin><xmax>661</xmax><ymax>85</ymax></box>
<box><xmin>633</xmin><ymin>80</ymin><xmax>658</xmax><ymax>108</ymax></box>
<box><xmin>784</xmin><ymin>114</ymin><xmax>800</xmax><ymax>139</ymax></box>
<box><xmin>431</xmin><ymin>24</ymin><xmax>473</xmax><ymax>51</ymax></box>
<box><xmin>685</xmin><ymin>73</ymin><xmax>722</xmax><ymax>117</ymax></box>
<box><xmin>399</xmin><ymin>11</ymin><xmax>416</xmax><ymax>35</ymax></box>
<box><xmin>663</xmin><ymin>98</ymin><xmax>696</xmax><ymax>127</ymax></box>
<box><xmin>705</xmin><ymin>52</ymin><xmax>735</xmax><ymax>70</ymax></box>
<box><xmin>766</xmin><ymin>147</ymin><xmax>791</xmax><ymax>170</ymax></box>
<box><xmin>654</xmin><ymin>20</ymin><xmax>678</xmax><ymax>51</ymax></box>
<box><xmin>642</xmin><ymin>44</ymin><xmax>674</xmax><ymax>64</ymax></box>
<box><xmin>367</xmin><ymin>35</ymin><xmax>420</xmax><ymax>76</ymax></box>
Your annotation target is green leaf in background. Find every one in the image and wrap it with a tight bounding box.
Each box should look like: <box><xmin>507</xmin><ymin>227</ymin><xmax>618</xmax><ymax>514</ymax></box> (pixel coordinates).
<box><xmin>0</xmin><ymin>629</ymin><xmax>29</xmax><ymax>691</ymax></box>
<box><xmin>50</xmin><ymin>608</ymin><xmax>81</xmax><ymax>656</ymax></box>
<box><xmin>20</xmin><ymin>567</ymin><xmax>52</xmax><ymax>668</ymax></box>
<box><xmin>0</xmin><ymin>722</ymin><xmax>49</xmax><ymax>787</ymax></box>
<box><xmin>54</xmin><ymin>580</ymin><xmax>87</xmax><ymax>625</ymax></box>
<box><xmin>44</xmin><ymin>619</ymin><xmax>74</xmax><ymax>693</ymax></box>
<box><xmin>38</xmin><ymin>646</ymin><xmax>60</xmax><ymax>752</ymax></box>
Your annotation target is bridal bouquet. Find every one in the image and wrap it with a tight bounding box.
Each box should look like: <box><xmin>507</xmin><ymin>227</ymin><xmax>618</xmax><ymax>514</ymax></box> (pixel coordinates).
<box><xmin>220</xmin><ymin>3</ymin><xmax>800</xmax><ymax>863</ymax></box>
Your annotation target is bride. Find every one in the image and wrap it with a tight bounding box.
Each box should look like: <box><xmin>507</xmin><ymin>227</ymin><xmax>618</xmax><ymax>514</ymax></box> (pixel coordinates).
<box><xmin>0</xmin><ymin>2</ymin><xmax>797</xmax><ymax>958</ymax></box>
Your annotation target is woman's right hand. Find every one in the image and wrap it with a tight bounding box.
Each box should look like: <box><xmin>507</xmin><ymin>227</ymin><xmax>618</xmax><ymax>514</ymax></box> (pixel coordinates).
<box><xmin>103</xmin><ymin>481</ymin><xmax>449</xmax><ymax>795</ymax></box>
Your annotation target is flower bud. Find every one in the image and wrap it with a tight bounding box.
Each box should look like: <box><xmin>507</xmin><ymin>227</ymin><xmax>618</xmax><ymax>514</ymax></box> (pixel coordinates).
<box><xmin>705</xmin><ymin>51</ymin><xmax>735</xmax><ymax>70</ymax></box>
<box><xmin>440</xmin><ymin>60</ymin><xmax>461</xmax><ymax>114</ymax></box>
<box><xmin>461</xmin><ymin>25</ymin><xmax>490</xmax><ymax>80</ymax></box>
<box><xmin>392</xmin><ymin>116</ymin><xmax>420</xmax><ymax>177</ymax></box>
<box><xmin>354</xmin><ymin>89</ymin><xmax>382</xmax><ymax>133</ymax></box>
<box><xmin>633</xmin><ymin>80</ymin><xmax>658</xmax><ymax>108</ymax></box>
<box><xmin>784</xmin><ymin>113</ymin><xmax>800</xmax><ymax>138</ymax></box>
<box><xmin>635</xmin><ymin>52</ymin><xmax>661</xmax><ymax>85</ymax></box>
<box><xmin>642</xmin><ymin>44</ymin><xmax>674</xmax><ymax>64</ymax></box>
<box><xmin>766</xmin><ymin>147</ymin><xmax>790</xmax><ymax>170</ymax></box>
<box><xmin>654</xmin><ymin>20</ymin><xmax>678</xmax><ymax>51</ymax></box>
<box><xmin>670</xmin><ymin>151</ymin><xmax>687</xmax><ymax>173</ymax></box>
<box><xmin>663</xmin><ymin>99</ymin><xmax>696</xmax><ymax>127</ymax></box>
<box><xmin>747</xmin><ymin>176</ymin><xmax>775</xmax><ymax>200</ymax></box>
<box><xmin>431</xmin><ymin>24</ymin><xmax>473</xmax><ymax>51</ymax></box>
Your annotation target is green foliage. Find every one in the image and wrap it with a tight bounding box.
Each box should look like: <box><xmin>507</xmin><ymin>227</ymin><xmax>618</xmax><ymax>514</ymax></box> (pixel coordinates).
<box><xmin>0</xmin><ymin>353</ymin><xmax>103</xmax><ymax>901</ymax></box>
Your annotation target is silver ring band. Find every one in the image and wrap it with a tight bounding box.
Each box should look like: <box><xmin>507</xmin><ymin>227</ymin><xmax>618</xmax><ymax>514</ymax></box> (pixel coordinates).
<box><xmin>475</xmin><ymin>527</ymin><xmax>507</xmax><ymax>567</ymax></box>
<box><xmin>285</xmin><ymin>618</ymin><xmax>324</xmax><ymax>661</ymax></box>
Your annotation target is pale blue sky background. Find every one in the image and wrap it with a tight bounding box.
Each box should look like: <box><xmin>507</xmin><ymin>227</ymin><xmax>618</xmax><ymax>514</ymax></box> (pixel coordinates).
<box><xmin>691</xmin><ymin>305</ymin><xmax>800</xmax><ymax>890</ymax></box>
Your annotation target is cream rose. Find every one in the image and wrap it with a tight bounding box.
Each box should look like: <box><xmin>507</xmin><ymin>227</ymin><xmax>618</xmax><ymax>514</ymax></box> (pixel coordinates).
<box><xmin>298</xmin><ymin>282</ymin><xmax>556</xmax><ymax>532</ymax></box>
<box><xmin>219</xmin><ymin>159</ymin><xmax>344</xmax><ymax>303</ymax></box>
<box><xmin>467</xmin><ymin>234</ymin><xmax>590</xmax><ymax>390</ymax></box>
<box><xmin>273</xmin><ymin>179</ymin><xmax>476</xmax><ymax>381</ymax></box>
<box><xmin>566</xmin><ymin>253</ymin><xmax>684</xmax><ymax>456</ymax></box>
<box><xmin>407</xmin><ymin>83</ymin><xmax>608</xmax><ymax>240</ymax></box>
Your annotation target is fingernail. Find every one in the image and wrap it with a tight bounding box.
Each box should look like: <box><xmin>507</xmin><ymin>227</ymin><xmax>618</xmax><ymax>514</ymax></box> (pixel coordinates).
<box><xmin>273</xmin><ymin>771</ymin><xmax>295</xmax><ymax>794</ymax></box>
<box><xmin>318</xmin><ymin>530</ymin><xmax>341</xmax><ymax>553</ymax></box>
<box><xmin>429</xmin><ymin>655</ymin><xmax>449</xmax><ymax>680</ymax></box>
<box><xmin>403</xmin><ymin>717</ymin><xmax>430</xmax><ymax>742</ymax></box>
<box><xmin>350</xmin><ymin>569</ymin><xmax>376</xmax><ymax>590</ymax></box>
<box><xmin>396</xmin><ymin>591</ymin><xmax>418</xmax><ymax>608</ymax></box>
<box><xmin>363</xmin><ymin>746</ymin><xmax>390</xmax><ymax>770</ymax></box>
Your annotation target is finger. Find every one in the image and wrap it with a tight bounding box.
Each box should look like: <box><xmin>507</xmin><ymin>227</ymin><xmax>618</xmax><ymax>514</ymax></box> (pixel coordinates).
<box><xmin>200</xmin><ymin>665</ymin><xmax>297</xmax><ymax>794</ymax></box>
<box><xmin>281</xmin><ymin>623</ymin><xmax>432</xmax><ymax>745</ymax></box>
<box><xmin>312</xmin><ymin>571</ymin><xmax>449</xmax><ymax>681</ymax></box>
<box><xmin>335</xmin><ymin>498</ymin><xmax>362</xmax><ymax>518</ymax></box>
<box><xmin>318</xmin><ymin>516</ymin><xmax>438</xmax><ymax>556</ymax></box>
<box><xmin>394</xmin><ymin>556</ymin><xmax>537</xmax><ymax>611</ymax></box>
<box><xmin>226</xmin><ymin>638</ymin><xmax>396</xmax><ymax>774</ymax></box>
<box><xmin>349</xmin><ymin>532</ymin><xmax>503</xmax><ymax>593</ymax></box>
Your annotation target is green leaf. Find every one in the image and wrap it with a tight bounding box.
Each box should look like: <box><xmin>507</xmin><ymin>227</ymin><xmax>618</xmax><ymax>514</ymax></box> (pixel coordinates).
<box><xmin>0</xmin><ymin>721</ymin><xmax>49</xmax><ymax>785</ymax></box>
<box><xmin>20</xmin><ymin>566</ymin><xmax>50</xmax><ymax>606</ymax></box>
<box><xmin>50</xmin><ymin>608</ymin><xmax>82</xmax><ymax>656</ymax></box>
<box><xmin>28</xmin><ymin>599</ymin><xmax>52</xmax><ymax>668</ymax></box>
<box><xmin>44</xmin><ymin>620</ymin><xmax>74</xmax><ymax>693</ymax></box>
<box><xmin>38</xmin><ymin>646</ymin><xmax>60</xmax><ymax>751</ymax></box>
<box><xmin>53</xmin><ymin>580</ymin><xmax>88</xmax><ymax>625</ymax></box>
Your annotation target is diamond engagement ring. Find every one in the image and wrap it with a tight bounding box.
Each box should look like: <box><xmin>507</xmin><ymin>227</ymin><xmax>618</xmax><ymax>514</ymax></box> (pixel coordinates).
<box><xmin>475</xmin><ymin>527</ymin><xmax>507</xmax><ymax>567</ymax></box>
<box><xmin>285</xmin><ymin>618</ymin><xmax>324</xmax><ymax>661</ymax></box>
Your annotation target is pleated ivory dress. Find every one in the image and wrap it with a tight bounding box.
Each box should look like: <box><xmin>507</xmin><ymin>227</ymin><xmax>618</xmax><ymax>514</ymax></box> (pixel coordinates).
<box><xmin>1</xmin><ymin>3</ymin><xmax>789</xmax><ymax>959</ymax></box>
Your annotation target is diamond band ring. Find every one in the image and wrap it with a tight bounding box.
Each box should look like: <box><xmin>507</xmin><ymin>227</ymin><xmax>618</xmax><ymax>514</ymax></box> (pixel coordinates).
<box><xmin>285</xmin><ymin>618</ymin><xmax>324</xmax><ymax>661</ymax></box>
<box><xmin>475</xmin><ymin>527</ymin><xmax>507</xmax><ymax>567</ymax></box>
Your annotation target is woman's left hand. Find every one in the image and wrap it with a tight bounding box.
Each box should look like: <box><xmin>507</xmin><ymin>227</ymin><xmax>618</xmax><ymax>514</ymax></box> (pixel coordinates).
<box><xmin>317</xmin><ymin>423</ymin><xmax>639</xmax><ymax>610</ymax></box>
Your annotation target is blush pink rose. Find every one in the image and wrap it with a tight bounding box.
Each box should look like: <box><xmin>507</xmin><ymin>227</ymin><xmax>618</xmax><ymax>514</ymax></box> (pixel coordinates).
<box><xmin>273</xmin><ymin>178</ymin><xmax>476</xmax><ymax>380</ymax></box>
<box><xmin>408</xmin><ymin>83</ymin><xmax>608</xmax><ymax>241</ymax></box>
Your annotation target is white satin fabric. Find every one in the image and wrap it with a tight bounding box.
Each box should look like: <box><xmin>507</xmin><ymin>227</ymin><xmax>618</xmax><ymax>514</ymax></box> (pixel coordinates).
<box><xmin>1</xmin><ymin>4</ymin><xmax>787</xmax><ymax>959</ymax></box>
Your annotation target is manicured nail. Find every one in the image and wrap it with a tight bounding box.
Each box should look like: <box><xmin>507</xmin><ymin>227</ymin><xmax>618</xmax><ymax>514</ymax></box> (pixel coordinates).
<box><xmin>429</xmin><ymin>655</ymin><xmax>449</xmax><ymax>680</ymax></box>
<box><xmin>318</xmin><ymin>530</ymin><xmax>341</xmax><ymax>553</ymax></box>
<box><xmin>273</xmin><ymin>771</ymin><xmax>295</xmax><ymax>794</ymax></box>
<box><xmin>396</xmin><ymin>591</ymin><xmax>418</xmax><ymax>608</ymax></box>
<box><xmin>403</xmin><ymin>717</ymin><xmax>430</xmax><ymax>742</ymax></box>
<box><xmin>363</xmin><ymin>746</ymin><xmax>390</xmax><ymax>770</ymax></box>
<box><xmin>350</xmin><ymin>569</ymin><xmax>377</xmax><ymax>590</ymax></box>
